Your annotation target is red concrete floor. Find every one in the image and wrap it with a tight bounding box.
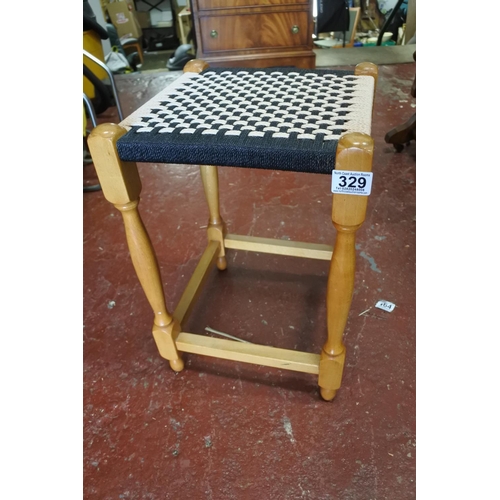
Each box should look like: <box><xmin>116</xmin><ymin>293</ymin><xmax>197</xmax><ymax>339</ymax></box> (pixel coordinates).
<box><xmin>83</xmin><ymin>62</ymin><xmax>416</xmax><ymax>499</ymax></box>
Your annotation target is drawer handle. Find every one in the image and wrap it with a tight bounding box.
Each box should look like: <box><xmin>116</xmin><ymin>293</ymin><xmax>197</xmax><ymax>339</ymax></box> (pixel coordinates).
<box><xmin>210</xmin><ymin>30</ymin><xmax>218</xmax><ymax>38</ymax></box>
<box><xmin>291</xmin><ymin>25</ymin><xmax>300</xmax><ymax>34</ymax></box>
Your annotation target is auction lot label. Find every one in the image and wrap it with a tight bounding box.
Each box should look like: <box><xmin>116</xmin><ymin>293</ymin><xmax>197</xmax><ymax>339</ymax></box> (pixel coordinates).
<box><xmin>331</xmin><ymin>170</ymin><xmax>373</xmax><ymax>196</ymax></box>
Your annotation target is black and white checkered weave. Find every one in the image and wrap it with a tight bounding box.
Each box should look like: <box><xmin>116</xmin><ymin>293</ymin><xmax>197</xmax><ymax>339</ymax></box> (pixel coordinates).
<box><xmin>118</xmin><ymin>68</ymin><xmax>374</xmax><ymax>174</ymax></box>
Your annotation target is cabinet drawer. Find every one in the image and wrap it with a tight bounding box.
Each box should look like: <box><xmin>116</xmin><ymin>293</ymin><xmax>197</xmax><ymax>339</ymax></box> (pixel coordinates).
<box><xmin>197</xmin><ymin>0</ymin><xmax>308</xmax><ymax>10</ymax></box>
<box><xmin>200</xmin><ymin>12</ymin><xmax>309</xmax><ymax>52</ymax></box>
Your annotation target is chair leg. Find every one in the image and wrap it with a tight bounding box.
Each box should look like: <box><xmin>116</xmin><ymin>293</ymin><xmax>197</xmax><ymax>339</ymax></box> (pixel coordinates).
<box><xmin>88</xmin><ymin>123</ymin><xmax>184</xmax><ymax>372</ymax></box>
<box><xmin>134</xmin><ymin>43</ymin><xmax>144</xmax><ymax>65</ymax></box>
<box><xmin>200</xmin><ymin>165</ymin><xmax>227</xmax><ymax>270</ymax></box>
<box><xmin>385</xmin><ymin>113</ymin><xmax>416</xmax><ymax>151</ymax></box>
<box><xmin>319</xmin><ymin>133</ymin><xmax>374</xmax><ymax>401</ymax></box>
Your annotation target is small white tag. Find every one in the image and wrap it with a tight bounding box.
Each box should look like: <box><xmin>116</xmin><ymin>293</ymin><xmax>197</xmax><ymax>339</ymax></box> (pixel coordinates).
<box><xmin>331</xmin><ymin>170</ymin><xmax>373</xmax><ymax>196</ymax></box>
<box><xmin>375</xmin><ymin>300</ymin><xmax>396</xmax><ymax>313</ymax></box>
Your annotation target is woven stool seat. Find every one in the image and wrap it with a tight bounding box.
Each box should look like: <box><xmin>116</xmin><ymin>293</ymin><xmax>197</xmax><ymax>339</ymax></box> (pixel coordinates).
<box><xmin>118</xmin><ymin>67</ymin><xmax>375</xmax><ymax>174</ymax></box>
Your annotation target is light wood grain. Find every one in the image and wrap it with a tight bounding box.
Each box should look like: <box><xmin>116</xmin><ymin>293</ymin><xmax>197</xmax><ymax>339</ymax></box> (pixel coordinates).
<box><xmin>87</xmin><ymin>123</ymin><xmax>141</xmax><ymax>206</ymax></box>
<box><xmin>183</xmin><ymin>59</ymin><xmax>210</xmax><ymax>73</ymax></box>
<box><xmin>173</xmin><ymin>241</ymin><xmax>220</xmax><ymax>326</ymax></box>
<box><xmin>200</xmin><ymin>165</ymin><xmax>223</xmax><ymax>227</ymax></box>
<box><xmin>355</xmin><ymin>62</ymin><xmax>378</xmax><ymax>90</ymax></box>
<box><xmin>87</xmin><ymin>123</ymin><xmax>184</xmax><ymax>372</ymax></box>
<box><xmin>319</xmin><ymin>132</ymin><xmax>374</xmax><ymax>401</ymax></box>
<box><xmin>176</xmin><ymin>332</ymin><xmax>320</xmax><ymax>374</ymax></box>
<box><xmin>224</xmin><ymin>234</ymin><xmax>333</xmax><ymax>260</ymax></box>
<box><xmin>200</xmin><ymin>165</ymin><xmax>227</xmax><ymax>270</ymax></box>
<box><xmin>332</xmin><ymin>132</ymin><xmax>375</xmax><ymax>227</ymax></box>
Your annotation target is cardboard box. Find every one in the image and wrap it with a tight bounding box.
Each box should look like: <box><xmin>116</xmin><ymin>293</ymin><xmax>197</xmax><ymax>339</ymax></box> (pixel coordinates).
<box><xmin>106</xmin><ymin>0</ymin><xmax>142</xmax><ymax>39</ymax></box>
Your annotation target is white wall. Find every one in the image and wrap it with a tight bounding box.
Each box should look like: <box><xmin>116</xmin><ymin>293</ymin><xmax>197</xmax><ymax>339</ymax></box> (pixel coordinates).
<box><xmin>87</xmin><ymin>0</ymin><xmax>112</xmax><ymax>55</ymax></box>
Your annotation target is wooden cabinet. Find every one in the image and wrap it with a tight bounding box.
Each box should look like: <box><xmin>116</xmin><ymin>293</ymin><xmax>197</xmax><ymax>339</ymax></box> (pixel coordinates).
<box><xmin>190</xmin><ymin>0</ymin><xmax>316</xmax><ymax>69</ymax></box>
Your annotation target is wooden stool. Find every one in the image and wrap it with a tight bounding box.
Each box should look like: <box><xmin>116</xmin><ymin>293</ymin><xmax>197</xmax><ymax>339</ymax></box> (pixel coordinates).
<box><xmin>88</xmin><ymin>59</ymin><xmax>378</xmax><ymax>401</ymax></box>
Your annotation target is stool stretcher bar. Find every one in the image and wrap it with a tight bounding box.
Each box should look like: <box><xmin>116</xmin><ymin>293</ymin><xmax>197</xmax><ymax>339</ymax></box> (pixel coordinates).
<box><xmin>176</xmin><ymin>332</ymin><xmax>320</xmax><ymax>374</ymax></box>
<box><xmin>224</xmin><ymin>234</ymin><xmax>334</xmax><ymax>261</ymax></box>
<box><xmin>173</xmin><ymin>240</ymin><xmax>220</xmax><ymax>325</ymax></box>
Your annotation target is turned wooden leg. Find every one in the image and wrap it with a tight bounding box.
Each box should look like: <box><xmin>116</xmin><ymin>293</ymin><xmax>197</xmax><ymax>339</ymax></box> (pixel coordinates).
<box><xmin>319</xmin><ymin>132</ymin><xmax>374</xmax><ymax>401</ymax></box>
<box><xmin>87</xmin><ymin>123</ymin><xmax>184</xmax><ymax>372</ymax></box>
<box><xmin>183</xmin><ymin>59</ymin><xmax>227</xmax><ymax>270</ymax></box>
<box><xmin>200</xmin><ymin>165</ymin><xmax>227</xmax><ymax>271</ymax></box>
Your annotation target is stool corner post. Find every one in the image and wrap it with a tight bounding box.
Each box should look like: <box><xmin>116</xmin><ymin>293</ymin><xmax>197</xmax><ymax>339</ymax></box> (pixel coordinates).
<box><xmin>318</xmin><ymin>349</ymin><xmax>346</xmax><ymax>401</ymax></box>
<box><xmin>355</xmin><ymin>61</ymin><xmax>379</xmax><ymax>89</ymax></box>
<box><xmin>332</xmin><ymin>133</ymin><xmax>374</xmax><ymax>228</ymax></box>
<box><xmin>153</xmin><ymin>320</ymin><xmax>185</xmax><ymax>372</ymax></box>
<box><xmin>89</xmin><ymin>124</ymin><xmax>184</xmax><ymax>371</ymax></box>
<box><xmin>337</xmin><ymin>132</ymin><xmax>374</xmax><ymax>157</ymax></box>
<box><xmin>320</xmin><ymin>132</ymin><xmax>375</xmax><ymax>400</ymax></box>
<box><xmin>87</xmin><ymin>123</ymin><xmax>142</xmax><ymax>206</ymax></box>
<box><xmin>183</xmin><ymin>59</ymin><xmax>209</xmax><ymax>74</ymax></box>
<box><xmin>116</xmin><ymin>201</ymin><xmax>185</xmax><ymax>371</ymax></box>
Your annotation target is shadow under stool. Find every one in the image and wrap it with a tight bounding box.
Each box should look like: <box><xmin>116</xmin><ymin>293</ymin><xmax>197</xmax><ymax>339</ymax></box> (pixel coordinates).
<box><xmin>88</xmin><ymin>59</ymin><xmax>378</xmax><ymax>401</ymax></box>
